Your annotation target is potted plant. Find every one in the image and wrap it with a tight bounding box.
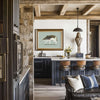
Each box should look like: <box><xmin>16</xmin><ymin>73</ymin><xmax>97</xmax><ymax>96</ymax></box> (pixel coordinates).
<box><xmin>65</xmin><ymin>46</ymin><xmax>72</xmax><ymax>58</ymax></box>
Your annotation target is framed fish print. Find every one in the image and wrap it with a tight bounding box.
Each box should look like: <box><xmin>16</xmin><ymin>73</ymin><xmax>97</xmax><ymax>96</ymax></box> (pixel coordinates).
<box><xmin>36</xmin><ymin>29</ymin><xmax>64</xmax><ymax>50</ymax></box>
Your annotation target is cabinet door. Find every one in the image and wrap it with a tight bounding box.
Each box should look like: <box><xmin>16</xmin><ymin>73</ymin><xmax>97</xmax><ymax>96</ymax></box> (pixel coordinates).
<box><xmin>34</xmin><ymin>59</ymin><xmax>51</xmax><ymax>78</ymax></box>
<box><xmin>25</xmin><ymin>81</ymin><xmax>29</xmax><ymax>100</ymax></box>
<box><xmin>19</xmin><ymin>81</ymin><xmax>24</xmax><ymax>100</ymax></box>
<box><xmin>0</xmin><ymin>0</ymin><xmax>3</xmax><ymax>35</ymax></box>
<box><xmin>34</xmin><ymin>59</ymin><xmax>44</xmax><ymax>78</ymax></box>
<box><xmin>0</xmin><ymin>84</ymin><xmax>3</xmax><ymax>100</ymax></box>
<box><xmin>43</xmin><ymin>59</ymin><xmax>51</xmax><ymax>78</ymax></box>
<box><xmin>0</xmin><ymin>0</ymin><xmax>7</xmax><ymax>37</ymax></box>
<box><xmin>19</xmin><ymin>73</ymin><xmax>29</xmax><ymax>100</ymax></box>
<box><xmin>13</xmin><ymin>79</ymin><xmax>19</xmax><ymax>100</ymax></box>
<box><xmin>0</xmin><ymin>0</ymin><xmax>3</xmax><ymax>21</ymax></box>
<box><xmin>46</xmin><ymin>59</ymin><xmax>51</xmax><ymax>78</ymax></box>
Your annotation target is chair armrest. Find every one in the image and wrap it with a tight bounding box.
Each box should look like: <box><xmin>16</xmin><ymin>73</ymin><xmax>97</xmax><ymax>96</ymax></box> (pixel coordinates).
<box><xmin>65</xmin><ymin>83</ymin><xmax>74</xmax><ymax>92</ymax></box>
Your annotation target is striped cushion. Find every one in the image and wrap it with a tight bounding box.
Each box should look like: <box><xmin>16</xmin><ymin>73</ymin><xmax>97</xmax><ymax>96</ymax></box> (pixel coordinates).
<box><xmin>81</xmin><ymin>74</ymin><xmax>99</xmax><ymax>89</ymax></box>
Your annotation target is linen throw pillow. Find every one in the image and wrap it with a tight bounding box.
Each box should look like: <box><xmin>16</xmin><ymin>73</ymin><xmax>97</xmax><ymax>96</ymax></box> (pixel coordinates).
<box><xmin>81</xmin><ymin>74</ymin><xmax>99</xmax><ymax>89</ymax></box>
<box><xmin>67</xmin><ymin>75</ymin><xmax>84</xmax><ymax>92</ymax></box>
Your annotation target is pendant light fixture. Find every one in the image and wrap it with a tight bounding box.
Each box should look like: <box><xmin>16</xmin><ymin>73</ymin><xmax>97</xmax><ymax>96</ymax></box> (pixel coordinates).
<box><xmin>73</xmin><ymin>8</ymin><xmax>83</xmax><ymax>32</ymax></box>
<box><xmin>73</xmin><ymin>8</ymin><xmax>83</xmax><ymax>56</ymax></box>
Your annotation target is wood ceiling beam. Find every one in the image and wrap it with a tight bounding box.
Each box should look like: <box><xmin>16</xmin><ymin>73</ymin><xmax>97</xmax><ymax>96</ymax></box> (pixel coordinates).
<box><xmin>82</xmin><ymin>5</ymin><xmax>96</xmax><ymax>15</ymax></box>
<box><xmin>20</xmin><ymin>0</ymin><xmax>100</xmax><ymax>5</ymax></box>
<box><xmin>41</xmin><ymin>11</ymin><xmax>100</xmax><ymax>16</ymax></box>
<box><xmin>41</xmin><ymin>11</ymin><xmax>58</xmax><ymax>16</ymax></box>
<box><xmin>34</xmin><ymin>5</ymin><xmax>41</xmax><ymax>17</ymax></box>
<box><xmin>60</xmin><ymin>4</ymin><xmax>68</xmax><ymax>15</ymax></box>
<box><xmin>34</xmin><ymin>15</ymin><xmax>100</xmax><ymax>20</ymax></box>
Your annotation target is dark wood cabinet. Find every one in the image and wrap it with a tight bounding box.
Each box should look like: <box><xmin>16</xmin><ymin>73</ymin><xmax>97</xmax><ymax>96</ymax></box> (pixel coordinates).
<box><xmin>19</xmin><ymin>72</ymin><xmax>29</xmax><ymax>100</ymax></box>
<box><xmin>0</xmin><ymin>0</ymin><xmax>3</xmax><ymax>21</ymax></box>
<box><xmin>0</xmin><ymin>0</ymin><xmax>8</xmax><ymax>37</ymax></box>
<box><xmin>0</xmin><ymin>0</ymin><xmax>20</xmax><ymax>100</ymax></box>
<box><xmin>34</xmin><ymin>58</ymin><xmax>51</xmax><ymax>78</ymax></box>
<box><xmin>0</xmin><ymin>0</ymin><xmax>3</xmax><ymax>34</ymax></box>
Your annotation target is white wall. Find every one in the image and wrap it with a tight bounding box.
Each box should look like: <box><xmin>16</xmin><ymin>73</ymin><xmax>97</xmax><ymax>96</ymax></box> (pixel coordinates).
<box><xmin>33</xmin><ymin>20</ymin><xmax>87</xmax><ymax>57</ymax></box>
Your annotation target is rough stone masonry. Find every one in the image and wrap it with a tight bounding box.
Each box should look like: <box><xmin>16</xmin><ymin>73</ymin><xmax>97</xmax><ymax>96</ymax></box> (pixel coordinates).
<box><xmin>20</xmin><ymin>4</ymin><xmax>34</xmax><ymax>99</ymax></box>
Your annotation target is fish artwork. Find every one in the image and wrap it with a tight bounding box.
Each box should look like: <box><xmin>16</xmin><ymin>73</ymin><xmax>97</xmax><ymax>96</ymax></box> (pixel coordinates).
<box><xmin>43</xmin><ymin>35</ymin><xmax>57</xmax><ymax>45</ymax></box>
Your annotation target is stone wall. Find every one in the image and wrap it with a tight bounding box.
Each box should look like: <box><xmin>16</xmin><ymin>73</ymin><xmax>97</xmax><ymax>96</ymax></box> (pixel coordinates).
<box><xmin>19</xmin><ymin>4</ymin><xmax>34</xmax><ymax>99</ymax></box>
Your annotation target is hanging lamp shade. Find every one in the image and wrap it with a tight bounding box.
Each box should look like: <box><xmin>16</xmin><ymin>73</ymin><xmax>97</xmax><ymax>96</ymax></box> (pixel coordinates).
<box><xmin>73</xmin><ymin>27</ymin><xmax>83</xmax><ymax>32</ymax></box>
<box><xmin>73</xmin><ymin>8</ymin><xmax>83</xmax><ymax>32</ymax></box>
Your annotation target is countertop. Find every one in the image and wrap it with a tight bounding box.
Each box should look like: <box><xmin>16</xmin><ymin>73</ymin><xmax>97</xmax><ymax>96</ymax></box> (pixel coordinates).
<box><xmin>19</xmin><ymin>67</ymin><xmax>30</xmax><ymax>85</ymax></box>
<box><xmin>34</xmin><ymin>56</ymin><xmax>52</xmax><ymax>59</ymax></box>
<box><xmin>34</xmin><ymin>56</ymin><xmax>100</xmax><ymax>61</ymax></box>
<box><xmin>51</xmin><ymin>57</ymin><xmax>100</xmax><ymax>61</ymax></box>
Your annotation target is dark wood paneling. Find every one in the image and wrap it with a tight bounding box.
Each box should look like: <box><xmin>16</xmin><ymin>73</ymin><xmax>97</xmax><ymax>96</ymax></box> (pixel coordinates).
<box><xmin>0</xmin><ymin>0</ymin><xmax>20</xmax><ymax>100</ymax></box>
<box><xmin>0</xmin><ymin>83</ymin><xmax>3</xmax><ymax>100</ymax></box>
<box><xmin>0</xmin><ymin>0</ymin><xmax>8</xmax><ymax>100</ymax></box>
<box><xmin>0</xmin><ymin>0</ymin><xmax>3</xmax><ymax>21</ymax></box>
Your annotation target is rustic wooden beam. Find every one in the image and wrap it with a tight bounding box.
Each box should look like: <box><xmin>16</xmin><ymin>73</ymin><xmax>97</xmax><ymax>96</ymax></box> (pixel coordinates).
<box><xmin>41</xmin><ymin>11</ymin><xmax>100</xmax><ymax>16</ymax></box>
<box><xmin>41</xmin><ymin>11</ymin><xmax>81</xmax><ymax>16</ymax></box>
<box><xmin>89</xmin><ymin>11</ymin><xmax>100</xmax><ymax>15</ymax></box>
<box><xmin>65</xmin><ymin>11</ymin><xmax>100</xmax><ymax>16</ymax></box>
<box><xmin>20</xmin><ymin>0</ymin><xmax>100</xmax><ymax>5</ymax></box>
<box><xmin>41</xmin><ymin>11</ymin><xmax>59</xmax><ymax>16</ymax></box>
<box><xmin>82</xmin><ymin>5</ymin><xmax>96</xmax><ymax>15</ymax></box>
<box><xmin>60</xmin><ymin>4</ymin><xmax>68</xmax><ymax>15</ymax></box>
<box><xmin>34</xmin><ymin>15</ymin><xmax>100</xmax><ymax>20</ymax></box>
<box><xmin>34</xmin><ymin>5</ymin><xmax>41</xmax><ymax>17</ymax></box>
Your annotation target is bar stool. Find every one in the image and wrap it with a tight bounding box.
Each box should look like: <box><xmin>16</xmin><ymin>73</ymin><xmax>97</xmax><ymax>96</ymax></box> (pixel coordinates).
<box><xmin>93</xmin><ymin>61</ymin><xmax>100</xmax><ymax>75</ymax></box>
<box><xmin>76</xmin><ymin>60</ymin><xmax>86</xmax><ymax>75</ymax></box>
<box><xmin>59</xmin><ymin>61</ymin><xmax>70</xmax><ymax>86</ymax></box>
<box><xmin>93</xmin><ymin>61</ymin><xmax>100</xmax><ymax>69</ymax></box>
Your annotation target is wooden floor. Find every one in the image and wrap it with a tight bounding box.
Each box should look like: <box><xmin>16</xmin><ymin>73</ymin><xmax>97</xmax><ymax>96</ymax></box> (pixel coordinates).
<box><xmin>34</xmin><ymin>90</ymin><xmax>65</xmax><ymax>100</ymax></box>
<box><xmin>34</xmin><ymin>78</ymin><xmax>66</xmax><ymax>100</ymax></box>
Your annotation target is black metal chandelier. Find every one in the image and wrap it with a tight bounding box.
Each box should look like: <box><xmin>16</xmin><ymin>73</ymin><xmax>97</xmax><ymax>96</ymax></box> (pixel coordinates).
<box><xmin>73</xmin><ymin>8</ymin><xmax>83</xmax><ymax>32</ymax></box>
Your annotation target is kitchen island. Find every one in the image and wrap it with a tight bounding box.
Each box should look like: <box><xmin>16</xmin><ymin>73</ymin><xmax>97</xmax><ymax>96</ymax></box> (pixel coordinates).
<box><xmin>34</xmin><ymin>57</ymin><xmax>100</xmax><ymax>85</ymax></box>
<box><xmin>34</xmin><ymin>56</ymin><xmax>100</xmax><ymax>61</ymax></box>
